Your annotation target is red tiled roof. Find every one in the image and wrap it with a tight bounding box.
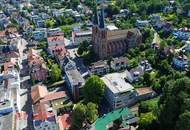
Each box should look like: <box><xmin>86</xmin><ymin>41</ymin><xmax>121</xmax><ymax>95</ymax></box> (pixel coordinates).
<box><xmin>31</xmin><ymin>85</ymin><xmax>49</xmax><ymax>104</ymax></box>
<box><xmin>33</xmin><ymin>102</ymin><xmax>55</xmax><ymax>121</ymax></box>
<box><xmin>58</xmin><ymin>113</ymin><xmax>71</xmax><ymax>130</ymax></box>
<box><xmin>48</xmin><ymin>35</ymin><xmax>64</xmax><ymax>42</ymax></box>
<box><xmin>40</xmin><ymin>91</ymin><xmax>66</xmax><ymax>103</ymax></box>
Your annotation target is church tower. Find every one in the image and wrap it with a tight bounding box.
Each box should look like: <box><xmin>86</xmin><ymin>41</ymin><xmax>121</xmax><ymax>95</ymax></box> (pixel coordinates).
<box><xmin>92</xmin><ymin>0</ymin><xmax>108</xmax><ymax>59</ymax></box>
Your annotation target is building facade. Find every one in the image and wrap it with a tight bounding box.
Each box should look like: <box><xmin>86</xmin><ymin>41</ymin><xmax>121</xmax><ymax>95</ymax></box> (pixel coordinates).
<box><xmin>92</xmin><ymin>7</ymin><xmax>142</xmax><ymax>59</ymax></box>
<box><xmin>101</xmin><ymin>73</ymin><xmax>137</xmax><ymax>110</ymax></box>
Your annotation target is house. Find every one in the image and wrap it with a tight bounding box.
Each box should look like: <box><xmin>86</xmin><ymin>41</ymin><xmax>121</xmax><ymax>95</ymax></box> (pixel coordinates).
<box><xmin>173</xmin><ymin>28</ymin><xmax>190</xmax><ymax>40</ymax></box>
<box><xmin>102</xmin><ymin>73</ymin><xmax>137</xmax><ymax>110</ymax></box>
<box><xmin>163</xmin><ymin>6</ymin><xmax>173</xmax><ymax>13</ymax></box>
<box><xmin>48</xmin><ymin>28</ymin><xmax>64</xmax><ymax>37</ymax></box>
<box><xmin>136</xmin><ymin>87</ymin><xmax>156</xmax><ymax>101</ymax></box>
<box><xmin>32</xmin><ymin>102</ymin><xmax>59</xmax><ymax>130</ymax></box>
<box><xmin>39</xmin><ymin>12</ymin><xmax>50</xmax><ymax>20</ymax></box>
<box><xmin>15</xmin><ymin>16</ymin><xmax>29</xmax><ymax>27</ymax></box>
<box><xmin>48</xmin><ymin>45</ymin><xmax>69</xmax><ymax>68</ymax></box>
<box><xmin>48</xmin><ymin>35</ymin><xmax>65</xmax><ymax>47</ymax></box>
<box><xmin>64</xmin><ymin>60</ymin><xmax>85</xmax><ymax>102</ymax></box>
<box><xmin>111</xmin><ymin>57</ymin><xmax>129</xmax><ymax>71</ymax></box>
<box><xmin>126</xmin><ymin>60</ymin><xmax>152</xmax><ymax>83</ymax></box>
<box><xmin>58</xmin><ymin>113</ymin><xmax>71</xmax><ymax>130</ymax></box>
<box><xmin>28</xmin><ymin>49</ymin><xmax>48</xmax><ymax>81</ymax></box>
<box><xmin>31</xmin><ymin>15</ymin><xmax>45</xmax><ymax>28</ymax></box>
<box><xmin>52</xmin><ymin>9</ymin><xmax>64</xmax><ymax>17</ymax></box>
<box><xmin>94</xmin><ymin>107</ymin><xmax>139</xmax><ymax>130</ymax></box>
<box><xmin>72</xmin><ymin>30</ymin><xmax>92</xmax><ymax>45</ymax></box>
<box><xmin>89</xmin><ymin>60</ymin><xmax>110</xmax><ymax>75</ymax></box>
<box><xmin>32</xmin><ymin>28</ymin><xmax>47</xmax><ymax>41</ymax></box>
<box><xmin>136</xmin><ymin>20</ymin><xmax>150</xmax><ymax>28</ymax></box>
<box><xmin>15</xmin><ymin>112</ymin><xmax>28</xmax><ymax>130</ymax></box>
<box><xmin>31</xmin><ymin>85</ymin><xmax>70</xmax><ymax>113</ymax></box>
<box><xmin>173</xmin><ymin>55</ymin><xmax>189</xmax><ymax>69</ymax></box>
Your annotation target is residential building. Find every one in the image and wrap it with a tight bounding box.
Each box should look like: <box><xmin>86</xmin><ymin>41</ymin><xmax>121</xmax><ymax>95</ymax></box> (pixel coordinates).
<box><xmin>173</xmin><ymin>55</ymin><xmax>190</xmax><ymax>69</ymax></box>
<box><xmin>72</xmin><ymin>30</ymin><xmax>92</xmax><ymax>45</ymax></box>
<box><xmin>32</xmin><ymin>102</ymin><xmax>59</xmax><ymax>130</ymax></box>
<box><xmin>28</xmin><ymin>49</ymin><xmax>48</xmax><ymax>81</ymax></box>
<box><xmin>101</xmin><ymin>73</ymin><xmax>137</xmax><ymax>110</ymax></box>
<box><xmin>47</xmin><ymin>35</ymin><xmax>65</xmax><ymax>47</ymax></box>
<box><xmin>136</xmin><ymin>87</ymin><xmax>156</xmax><ymax>101</ymax></box>
<box><xmin>173</xmin><ymin>28</ymin><xmax>190</xmax><ymax>40</ymax></box>
<box><xmin>92</xmin><ymin>7</ymin><xmax>142</xmax><ymax>59</ymax></box>
<box><xmin>126</xmin><ymin>60</ymin><xmax>152</xmax><ymax>83</ymax></box>
<box><xmin>136</xmin><ymin>20</ymin><xmax>150</xmax><ymax>28</ymax></box>
<box><xmin>48</xmin><ymin>45</ymin><xmax>69</xmax><ymax>68</ymax></box>
<box><xmin>111</xmin><ymin>57</ymin><xmax>129</xmax><ymax>71</ymax></box>
<box><xmin>64</xmin><ymin>60</ymin><xmax>85</xmax><ymax>102</ymax></box>
<box><xmin>31</xmin><ymin>85</ymin><xmax>69</xmax><ymax>112</ymax></box>
<box><xmin>89</xmin><ymin>60</ymin><xmax>110</xmax><ymax>75</ymax></box>
<box><xmin>14</xmin><ymin>112</ymin><xmax>28</xmax><ymax>130</ymax></box>
<box><xmin>31</xmin><ymin>85</ymin><xmax>69</xmax><ymax>130</ymax></box>
<box><xmin>93</xmin><ymin>107</ymin><xmax>139</xmax><ymax>130</ymax></box>
<box><xmin>58</xmin><ymin>113</ymin><xmax>71</xmax><ymax>130</ymax></box>
<box><xmin>32</xmin><ymin>28</ymin><xmax>47</xmax><ymax>41</ymax></box>
<box><xmin>48</xmin><ymin>28</ymin><xmax>64</xmax><ymax>37</ymax></box>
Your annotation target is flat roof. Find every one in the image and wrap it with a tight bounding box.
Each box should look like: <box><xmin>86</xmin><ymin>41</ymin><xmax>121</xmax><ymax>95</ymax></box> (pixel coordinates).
<box><xmin>95</xmin><ymin>107</ymin><xmax>132</xmax><ymax>130</ymax></box>
<box><xmin>101</xmin><ymin>73</ymin><xmax>134</xmax><ymax>94</ymax></box>
<box><xmin>75</xmin><ymin>31</ymin><xmax>92</xmax><ymax>36</ymax></box>
<box><xmin>66</xmin><ymin>69</ymin><xmax>85</xmax><ymax>86</ymax></box>
<box><xmin>106</xmin><ymin>25</ymin><xmax>118</xmax><ymax>31</ymax></box>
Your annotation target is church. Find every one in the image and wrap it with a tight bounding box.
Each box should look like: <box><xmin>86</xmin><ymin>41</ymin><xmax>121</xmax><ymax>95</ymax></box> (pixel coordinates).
<box><xmin>92</xmin><ymin>4</ymin><xmax>142</xmax><ymax>59</ymax></box>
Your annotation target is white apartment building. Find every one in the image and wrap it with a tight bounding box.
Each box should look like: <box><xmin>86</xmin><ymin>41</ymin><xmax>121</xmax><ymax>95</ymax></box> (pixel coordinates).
<box><xmin>72</xmin><ymin>31</ymin><xmax>92</xmax><ymax>45</ymax></box>
<box><xmin>101</xmin><ymin>73</ymin><xmax>137</xmax><ymax>110</ymax></box>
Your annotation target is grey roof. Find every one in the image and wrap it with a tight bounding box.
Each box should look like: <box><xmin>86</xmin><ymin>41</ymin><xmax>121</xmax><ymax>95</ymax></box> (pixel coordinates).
<box><xmin>65</xmin><ymin>60</ymin><xmax>85</xmax><ymax>86</ymax></box>
<box><xmin>90</xmin><ymin>60</ymin><xmax>109</xmax><ymax>69</ymax></box>
<box><xmin>112</xmin><ymin>57</ymin><xmax>129</xmax><ymax>64</ymax></box>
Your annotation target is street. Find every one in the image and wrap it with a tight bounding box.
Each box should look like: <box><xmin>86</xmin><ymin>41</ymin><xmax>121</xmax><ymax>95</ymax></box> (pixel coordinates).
<box><xmin>19</xmin><ymin>37</ymin><xmax>34</xmax><ymax>130</ymax></box>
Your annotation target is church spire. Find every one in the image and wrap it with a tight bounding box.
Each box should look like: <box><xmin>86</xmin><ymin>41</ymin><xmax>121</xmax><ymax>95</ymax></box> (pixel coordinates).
<box><xmin>99</xmin><ymin>8</ymin><xmax>105</xmax><ymax>29</ymax></box>
<box><xmin>93</xmin><ymin>0</ymin><xmax>99</xmax><ymax>25</ymax></box>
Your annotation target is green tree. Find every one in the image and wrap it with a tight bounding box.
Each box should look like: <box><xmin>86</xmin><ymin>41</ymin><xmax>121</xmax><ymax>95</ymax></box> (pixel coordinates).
<box><xmin>176</xmin><ymin>112</ymin><xmax>190</xmax><ymax>130</ymax></box>
<box><xmin>143</xmin><ymin>72</ymin><xmax>152</xmax><ymax>86</ymax></box>
<box><xmin>139</xmin><ymin>98</ymin><xmax>158</xmax><ymax>114</ymax></box>
<box><xmin>159</xmin><ymin>77</ymin><xmax>190</xmax><ymax>130</ymax></box>
<box><xmin>70</xmin><ymin>0</ymin><xmax>80</xmax><ymax>8</ymax></box>
<box><xmin>77</xmin><ymin>40</ymin><xmax>89</xmax><ymax>55</ymax></box>
<box><xmin>70</xmin><ymin>103</ymin><xmax>86</xmax><ymax>130</ymax></box>
<box><xmin>50</xmin><ymin>64</ymin><xmax>62</xmax><ymax>82</ymax></box>
<box><xmin>83</xmin><ymin>75</ymin><xmax>105</xmax><ymax>104</ymax></box>
<box><xmin>86</xmin><ymin>102</ymin><xmax>98</xmax><ymax>123</ymax></box>
<box><xmin>138</xmin><ymin>112</ymin><xmax>157</xmax><ymax>130</ymax></box>
<box><xmin>45</xmin><ymin>18</ymin><xmax>56</xmax><ymax>28</ymax></box>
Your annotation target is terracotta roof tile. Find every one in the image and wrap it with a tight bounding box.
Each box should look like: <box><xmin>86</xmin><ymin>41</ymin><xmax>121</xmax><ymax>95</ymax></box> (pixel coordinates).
<box><xmin>40</xmin><ymin>91</ymin><xmax>66</xmax><ymax>103</ymax></box>
<box><xmin>31</xmin><ymin>85</ymin><xmax>48</xmax><ymax>104</ymax></box>
<box><xmin>58</xmin><ymin>113</ymin><xmax>71</xmax><ymax>130</ymax></box>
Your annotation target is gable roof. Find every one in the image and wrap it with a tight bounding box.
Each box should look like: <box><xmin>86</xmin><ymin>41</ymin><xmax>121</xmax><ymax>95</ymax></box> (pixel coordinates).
<box><xmin>31</xmin><ymin>85</ymin><xmax>48</xmax><ymax>104</ymax></box>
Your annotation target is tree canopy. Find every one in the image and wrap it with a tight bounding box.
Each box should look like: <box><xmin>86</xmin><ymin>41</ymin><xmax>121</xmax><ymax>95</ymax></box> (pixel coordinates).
<box><xmin>83</xmin><ymin>75</ymin><xmax>105</xmax><ymax>104</ymax></box>
<box><xmin>50</xmin><ymin>64</ymin><xmax>62</xmax><ymax>82</ymax></box>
